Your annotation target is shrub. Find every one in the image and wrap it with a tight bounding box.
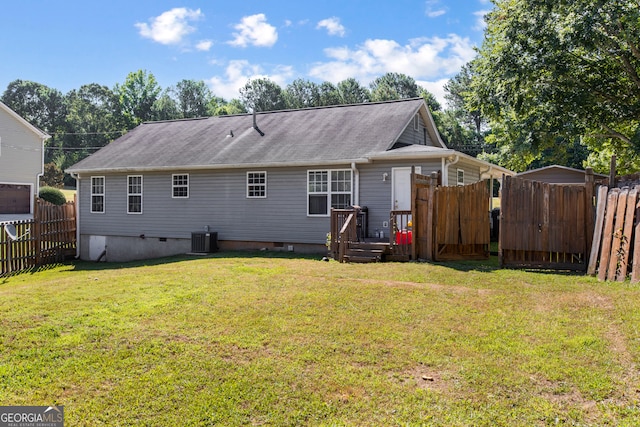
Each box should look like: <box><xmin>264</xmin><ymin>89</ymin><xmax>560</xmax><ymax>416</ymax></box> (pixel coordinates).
<box><xmin>41</xmin><ymin>163</ymin><xmax>65</xmax><ymax>188</ymax></box>
<box><xmin>39</xmin><ymin>186</ymin><xmax>67</xmax><ymax>205</ymax></box>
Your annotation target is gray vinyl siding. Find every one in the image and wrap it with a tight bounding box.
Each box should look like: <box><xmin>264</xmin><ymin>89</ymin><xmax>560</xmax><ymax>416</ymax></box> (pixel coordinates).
<box><xmin>77</xmin><ymin>159</ymin><xmax>487</xmax><ymax>256</ymax></box>
<box><xmin>79</xmin><ymin>166</ymin><xmax>351</xmax><ymax>245</ymax></box>
<box><xmin>447</xmin><ymin>160</ymin><xmax>481</xmax><ymax>186</ymax></box>
<box><xmin>396</xmin><ymin>114</ymin><xmax>433</xmax><ymax>147</ymax></box>
<box><xmin>0</xmin><ymin>108</ymin><xmax>42</xmax><ymax>186</ymax></box>
<box><xmin>358</xmin><ymin>160</ymin><xmax>441</xmax><ymax>236</ymax></box>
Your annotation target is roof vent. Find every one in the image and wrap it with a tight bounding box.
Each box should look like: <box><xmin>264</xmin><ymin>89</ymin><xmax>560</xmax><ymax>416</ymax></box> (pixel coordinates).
<box><xmin>253</xmin><ymin>110</ymin><xmax>265</xmax><ymax>137</ymax></box>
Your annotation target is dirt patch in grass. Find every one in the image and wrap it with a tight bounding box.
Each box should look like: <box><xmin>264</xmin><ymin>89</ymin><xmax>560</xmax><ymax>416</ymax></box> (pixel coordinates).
<box><xmin>392</xmin><ymin>364</ymin><xmax>459</xmax><ymax>395</ymax></box>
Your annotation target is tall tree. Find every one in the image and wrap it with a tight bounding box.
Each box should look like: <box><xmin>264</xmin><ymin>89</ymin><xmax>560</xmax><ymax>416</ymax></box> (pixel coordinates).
<box><xmin>114</xmin><ymin>70</ymin><xmax>161</xmax><ymax>128</ymax></box>
<box><xmin>369</xmin><ymin>72</ymin><xmax>420</xmax><ymax>101</ymax></box>
<box><xmin>173</xmin><ymin>79</ymin><xmax>212</xmax><ymax>118</ymax></box>
<box><xmin>209</xmin><ymin>97</ymin><xmax>247</xmax><ymax>116</ymax></box>
<box><xmin>239</xmin><ymin>78</ymin><xmax>286</xmax><ymax>112</ymax></box>
<box><xmin>444</xmin><ymin>64</ymin><xmax>483</xmax><ymax>135</ymax></box>
<box><xmin>151</xmin><ymin>91</ymin><xmax>180</xmax><ymax>121</ymax></box>
<box><xmin>65</xmin><ymin>83</ymin><xmax>123</xmax><ymax>169</ymax></box>
<box><xmin>471</xmin><ymin>0</ymin><xmax>640</xmax><ymax>173</ymax></box>
<box><xmin>2</xmin><ymin>80</ymin><xmax>68</xmax><ymax>163</ymax></box>
<box><xmin>284</xmin><ymin>79</ymin><xmax>321</xmax><ymax>109</ymax></box>
<box><xmin>317</xmin><ymin>81</ymin><xmax>341</xmax><ymax>106</ymax></box>
<box><xmin>337</xmin><ymin>78</ymin><xmax>370</xmax><ymax>104</ymax></box>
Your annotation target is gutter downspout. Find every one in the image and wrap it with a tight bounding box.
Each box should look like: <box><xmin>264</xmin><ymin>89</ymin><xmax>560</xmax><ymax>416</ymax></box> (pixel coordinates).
<box><xmin>442</xmin><ymin>154</ymin><xmax>460</xmax><ymax>186</ymax></box>
<box><xmin>70</xmin><ymin>172</ymin><xmax>80</xmax><ymax>259</ymax></box>
<box><xmin>35</xmin><ymin>135</ymin><xmax>48</xmax><ymax>214</ymax></box>
<box><xmin>351</xmin><ymin>162</ymin><xmax>359</xmax><ymax>206</ymax></box>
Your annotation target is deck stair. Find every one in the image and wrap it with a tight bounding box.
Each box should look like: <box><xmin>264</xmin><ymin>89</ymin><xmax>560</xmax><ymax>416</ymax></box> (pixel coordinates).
<box><xmin>343</xmin><ymin>242</ymin><xmax>390</xmax><ymax>263</ymax></box>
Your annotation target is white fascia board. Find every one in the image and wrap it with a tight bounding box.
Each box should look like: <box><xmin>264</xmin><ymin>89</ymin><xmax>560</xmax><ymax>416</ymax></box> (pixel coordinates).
<box><xmin>65</xmin><ymin>158</ymin><xmax>373</xmax><ymax>175</ymax></box>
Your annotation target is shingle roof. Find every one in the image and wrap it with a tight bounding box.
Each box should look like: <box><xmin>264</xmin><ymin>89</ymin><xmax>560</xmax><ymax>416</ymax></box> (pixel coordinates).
<box><xmin>67</xmin><ymin>98</ymin><xmax>436</xmax><ymax>173</ymax></box>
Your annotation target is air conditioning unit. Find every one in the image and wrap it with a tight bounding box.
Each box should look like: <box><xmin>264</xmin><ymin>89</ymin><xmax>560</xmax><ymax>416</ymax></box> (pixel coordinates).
<box><xmin>191</xmin><ymin>232</ymin><xmax>218</xmax><ymax>253</ymax></box>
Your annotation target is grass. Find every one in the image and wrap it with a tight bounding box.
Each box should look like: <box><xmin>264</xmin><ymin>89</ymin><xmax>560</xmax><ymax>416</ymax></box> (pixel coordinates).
<box><xmin>1</xmin><ymin>253</ymin><xmax>640</xmax><ymax>426</ymax></box>
<box><xmin>61</xmin><ymin>188</ymin><xmax>76</xmax><ymax>202</ymax></box>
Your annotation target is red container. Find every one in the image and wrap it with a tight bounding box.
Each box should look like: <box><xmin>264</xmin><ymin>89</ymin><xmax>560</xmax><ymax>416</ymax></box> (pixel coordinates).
<box><xmin>395</xmin><ymin>230</ymin><xmax>412</xmax><ymax>245</ymax></box>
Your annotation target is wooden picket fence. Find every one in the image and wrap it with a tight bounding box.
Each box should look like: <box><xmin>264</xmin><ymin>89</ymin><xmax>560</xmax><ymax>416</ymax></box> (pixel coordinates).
<box><xmin>499</xmin><ymin>175</ymin><xmax>595</xmax><ymax>271</ymax></box>
<box><xmin>588</xmin><ymin>185</ymin><xmax>640</xmax><ymax>282</ymax></box>
<box><xmin>412</xmin><ymin>172</ymin><xmax>490</xmax><ymax>261</ymax></box>
<box><xmin>0</xmin><ymin>198</ymin><xmax>76</xmax><ymax>276</ymax></box>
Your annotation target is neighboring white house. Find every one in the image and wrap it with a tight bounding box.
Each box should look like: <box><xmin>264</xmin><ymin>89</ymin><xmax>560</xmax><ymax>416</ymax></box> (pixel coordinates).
<box><xmin>67</xmin><ymin>98</ymin><xmax>513</xmax><ymax>262</ymax></box>
<box><xmin>0</xmin><ymin>101</ymin><xmax>50</xmax><ymax>215</ymax></box>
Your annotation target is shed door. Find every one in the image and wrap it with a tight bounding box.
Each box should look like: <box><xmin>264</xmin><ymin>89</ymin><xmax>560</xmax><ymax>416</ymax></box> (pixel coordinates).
<box><xmin>392</xmin><ymin>167</ymin><xmax>421</xmax><ymax>210</ymax></box>
<box><xmin>0</xmin><ymin>184</ymin><xmax>31</xmax><ymax>214</ymax></box>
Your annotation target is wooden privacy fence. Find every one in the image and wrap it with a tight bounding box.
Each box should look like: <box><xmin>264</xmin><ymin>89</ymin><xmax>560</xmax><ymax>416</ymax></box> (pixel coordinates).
<box><xmin>0</xmin><ymin>198</ymin><xmax>76</xmax><ymax>276</ymax></box>
<box><xmin>499</xmin><ymin>174</ymin><xmax>595</xmax><ymax>271</ymax></box>
<box><xmin>412</xmin><ymin>172</ymin><xmax>490</xmax><ymax>261</ymax></box>
<box><xmin>588</xmin><ymin>185</ymin><xmax>640</xmax><ymax>282</ymax></box>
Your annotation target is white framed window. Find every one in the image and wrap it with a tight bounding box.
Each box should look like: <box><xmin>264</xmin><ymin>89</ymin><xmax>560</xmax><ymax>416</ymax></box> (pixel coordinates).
<box><xmin>457</xmin><ymin>169</ymin><xmax>465</xmax><ymax>186</ymax></box>
<box><xmin>413</xmin><ymin>114</ymin><xmax>419</xmax><ymax>131</ymax></box>
<box><xmin>172</xmin><ymin>174</ymin><xmax>189</xmax><ymax>198</ymax></box>
<box><xmin>307</xmin><ymin>169</ymin><xmax>352</xmax><ymax>216</ymax></box>
<box><xmin>247</xmin><ymin>171</ymin><xmax>267</xmax><ymax>198</ymax></box>
<box><xmin>127</xmin><ymin>175</ymin><xmax>143</xmax><ymax>214</ymax></box>
<box><xmin>91</xmin><ymin>176</ymin><xmax>105</xmax><ymax>213</ymax></box>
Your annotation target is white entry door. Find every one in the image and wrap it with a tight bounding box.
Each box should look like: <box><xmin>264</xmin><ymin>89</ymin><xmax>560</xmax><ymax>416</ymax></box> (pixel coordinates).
<box><xmin>392</xmin><ymin>167</ymin><xmax>421</xmax><ymax>210</ymax></box>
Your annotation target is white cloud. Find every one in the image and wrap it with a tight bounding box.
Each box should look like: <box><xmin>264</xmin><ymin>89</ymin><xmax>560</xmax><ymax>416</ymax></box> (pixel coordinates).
<box><xmin>417</xmin><ymin>78</ymin><xmax>450</xmax><ymax>108</ymax></box>
<box><xmin>195</xmin><ymin>40</ymin><xmax>213</xmax><ymax>51</ymax></box>
<box><xmin>425</xmin><ymin>0</ymin><xmax>446</xmax><ymax>18</ymax></box>
<box><xmin>473</xmin><ymin>9</ymin><xmax>491</xmax><ymax>31</ymax></box>
<box><xmin>308</xmin><ymin>35</ymin><xmax>476</xmax><ymax>109</ymax></box>
<box><xmin>316</xmin><ymin>17</ymin><xmax>346</xmax><ymax>37</ymax></box>
<box><xmin>208</xmin><ymin>60</ymin><xmax>294</xmax><ymax>100</ymax></box>
<box><xmin>309</xmin><ymin>35</ymin><xmax>476</xmax><ymax>84</ymax></box>
<box><xmin>135</xmin><ymin>8</ymin><xmax>203</xmax><ymax>45</ymax></box>
<box><xmin>229</xmin><ymin>14</ymin><xmax>278</xmax><ymax>48</ymax></box>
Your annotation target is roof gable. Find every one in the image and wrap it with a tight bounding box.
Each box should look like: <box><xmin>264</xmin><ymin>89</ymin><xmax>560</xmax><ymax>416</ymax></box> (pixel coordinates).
<box><xmin>0</xmin><ymin>101</ymin><xmax>50</xmax><ymax>140</ymax></box>
<box><xmin>68</xmin><ymin>98</ymin><xmax>442</xmax><ymax>173</ymax></box>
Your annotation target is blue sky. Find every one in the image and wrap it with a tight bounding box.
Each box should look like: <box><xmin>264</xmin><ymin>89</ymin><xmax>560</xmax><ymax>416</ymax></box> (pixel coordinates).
<box><xmin>1</xmin><ymin>0</ymin><xmax>492</xmax><ymax>107</ymax></box>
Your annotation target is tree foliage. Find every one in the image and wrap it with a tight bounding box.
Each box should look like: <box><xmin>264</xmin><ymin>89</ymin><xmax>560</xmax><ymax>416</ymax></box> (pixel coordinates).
<box><xmin>173</xmin><ymin>79</ymin><xmax>212</xmax><ymax>118</ymax></box>
<box><xmin>2</xmin><ymin>69</ymin><xmax>448</xmax><ymax>186</ymax></box>
<box><xmin>40</xmin><ymin>163</ymin><xmax>65</xmax><ymax>188</ymax></box>
<box><xmin>239</xmin><ymin>78</ymin><xmax>287</xmax><ymax>112</ymax></box>
<box><xmin>471</xmin><ymin>0</ymin><xmax>640</xmax><ymax>173</ymax></box>
<box><xmin>114</xmin><ymin>70</ymin><xmax>161</xmax><ymax>127</ymax></box>
<box><xmin>337</xmin><ymin>78</ymin><xmax>370</xmax><ymax>104</ymax></box>
<box><xmin>370</xmin><ymin>72</ymin><xmax>420</xmax><ymax>101</ymax></box>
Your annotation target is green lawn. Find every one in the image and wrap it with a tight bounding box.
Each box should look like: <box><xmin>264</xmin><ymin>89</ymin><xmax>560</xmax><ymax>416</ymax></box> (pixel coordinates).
<box><xmin>1</xmin><ymin>253</ymin><xmax>639</xmax><ymax>426</ymax></box>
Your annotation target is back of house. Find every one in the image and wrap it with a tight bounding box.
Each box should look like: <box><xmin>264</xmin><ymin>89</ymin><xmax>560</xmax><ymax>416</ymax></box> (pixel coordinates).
<box><xmin>67</xmin><ymin>98</ymin><xmax>511</xmax><ymax>262</ymax></box>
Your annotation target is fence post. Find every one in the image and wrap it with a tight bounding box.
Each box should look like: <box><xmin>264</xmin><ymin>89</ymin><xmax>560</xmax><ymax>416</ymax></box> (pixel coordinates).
<box><xmin>425</xmin><ymin>171</ymin><xmax>438</xmax><ymax>261</ymax></box>
<box><xmin>411</xmin><ymin>166</ymin><xmax>416</xmax><ymax>261</ymax></box>
<box><xmin>498</xmin><ymin>174</ymin><xmax>506</xmax><ymax>268</ymax></box>
<box><xmin>609</xmin><ymin>155</ymin><xmax>616</xmax><ymax>189</ymax></box>
<box><xmin>584</xmin><ymin>168</ymin><xmax>595</xmax><ymax>266</ymax></box>
<box><xmin>34</xmin><ymin>197</ymin><xmax>41</xmax><ymax>267</ymax></box>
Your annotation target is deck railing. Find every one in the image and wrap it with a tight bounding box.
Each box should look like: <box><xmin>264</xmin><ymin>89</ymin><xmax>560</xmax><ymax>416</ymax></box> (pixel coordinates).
<box><xmin>390</xmin><ymin>210</ymin><xmax>412</xmax><ymax>257</ymax></box>
<box><xmin>330</xmin><ymin>208</ymin><xmax>359</xmax><ymax>261</ymax></box>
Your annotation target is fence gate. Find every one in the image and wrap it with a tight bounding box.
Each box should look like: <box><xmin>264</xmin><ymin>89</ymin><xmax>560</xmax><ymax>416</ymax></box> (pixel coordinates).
<box><xmin>499</xmin><ymin>175</ymin><xmax>595</xmax><ymax>271</ymax></box>
<box><xmin>413</xmin><ymin>173</ymin><xmax>490</xmax><ymax>261</ymax></box>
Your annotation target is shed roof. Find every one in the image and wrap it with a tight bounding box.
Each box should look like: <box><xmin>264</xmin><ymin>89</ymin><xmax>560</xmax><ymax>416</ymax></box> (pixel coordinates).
<box><xmin>516</xmin><ymin>165</ymin><xmax>608</xmax><ymax>184</ymax></box>
<box><xmin>68</xmin><ymin>98</ymin><xmax>445</xmax><ymax>173</ymax></box>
